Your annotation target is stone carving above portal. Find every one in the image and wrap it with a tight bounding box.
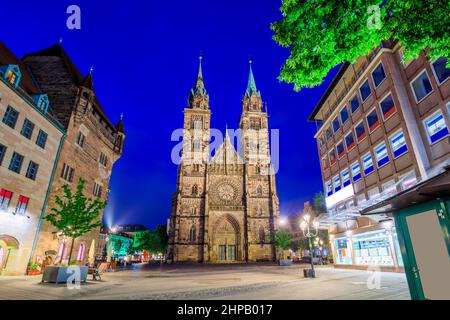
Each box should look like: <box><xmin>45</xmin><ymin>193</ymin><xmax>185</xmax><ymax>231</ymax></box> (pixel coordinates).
<box><xmin>210</xmin><ymin>179</ymin><xmax>243</xmax><ymax>206</ymax></box>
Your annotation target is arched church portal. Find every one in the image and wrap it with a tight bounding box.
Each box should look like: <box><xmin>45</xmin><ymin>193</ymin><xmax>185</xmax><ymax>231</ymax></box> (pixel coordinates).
<box><xmin>212</xmin><ymin>214</ymin><xmax>241</xmax><ymax>262</ymax></box>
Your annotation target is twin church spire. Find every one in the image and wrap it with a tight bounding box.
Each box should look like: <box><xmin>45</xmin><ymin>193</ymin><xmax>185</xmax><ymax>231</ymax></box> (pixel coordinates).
<box><xmin>188</xmin><ymin>56</ymin><xmax>261</xmax><ymax>110</ymax></box>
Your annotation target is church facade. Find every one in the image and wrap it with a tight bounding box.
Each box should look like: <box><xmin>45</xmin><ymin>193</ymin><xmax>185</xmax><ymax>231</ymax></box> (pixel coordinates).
<box><xmin>167</xmin><ymin>58</ymin><xmax>280</xmax><ymax>263</ymax></box>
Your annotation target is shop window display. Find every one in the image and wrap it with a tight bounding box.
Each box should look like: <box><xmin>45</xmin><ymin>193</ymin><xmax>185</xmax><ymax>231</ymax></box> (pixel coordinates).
<box><xmin>352</xmin><ymin>230</ymin><xmax>394</xmax><ymax>266</ymax></box>
<box><xmin>333</xmin><ymin>237</ymin><xmax>352</xmax><ymax>265</ymax></box>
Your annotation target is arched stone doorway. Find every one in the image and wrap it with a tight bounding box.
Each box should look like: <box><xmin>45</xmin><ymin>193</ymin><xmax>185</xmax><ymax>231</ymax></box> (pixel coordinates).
<box><xmin>0</xmin><ymin>235</ymin><xmax>20</xmax><ymax>275</ymax></box>
<box><xmin>212</xmin><ymin>214</ymin><xmax>241</xmax><ymax>262</ymax></box>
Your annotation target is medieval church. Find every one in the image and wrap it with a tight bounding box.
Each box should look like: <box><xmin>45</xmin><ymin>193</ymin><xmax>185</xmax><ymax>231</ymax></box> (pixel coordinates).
<box><xmin>167</xmin><ymin>58</ymin><xmax>280</xmax><ymax>263</ymax></box>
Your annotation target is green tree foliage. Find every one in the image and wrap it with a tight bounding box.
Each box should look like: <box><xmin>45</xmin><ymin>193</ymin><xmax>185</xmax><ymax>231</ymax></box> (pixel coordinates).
<box><xmin>272</xmin><ymin>0</ymin><xmax>450</xmax><ymax>91</ymax></box>
<box><xmin>273</xmin><ymin>230</ymin><xmax>291</xmax><ymax>250</ymax></box>
<box><xmin>45</xmin><ymin>178</ymin><xmax>105</xmax><ymax>264</ymax></box>
<box><xmin>134</xmin><ymin>224</ymin><xmax>168</xmax><ymax>254</ymax></box>
<box><xmin>313</xmin><ymin>192</ymin><xmax>326</xmax><ymax>215</ymax></box>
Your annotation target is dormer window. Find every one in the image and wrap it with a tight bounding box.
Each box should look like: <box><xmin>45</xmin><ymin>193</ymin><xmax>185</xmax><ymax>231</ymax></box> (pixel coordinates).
<box><xmin>32</xmin><ymin>94</ymin><xmax>50</xmax><ymax>113</ymax></box>
<box><xmin>1</xmin><ymin>65</ymin><xmax>22</xmax><ymax>89</ymax></box>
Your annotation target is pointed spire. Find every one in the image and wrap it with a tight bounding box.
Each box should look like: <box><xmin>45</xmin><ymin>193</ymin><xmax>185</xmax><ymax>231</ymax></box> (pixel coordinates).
<box><xmin>190</xmin><ymin>53</ymin><xmax>206</xmax><ymax>97</ymax></box>
<box><xmin>116</xmin><ymin>114</ymin><xmax>125</xmax><ymax>133</ymax></box>
<box><xmin>82</xmin><ymin>72</ymin><xmax>94</xmax><ymax>90</ymax></box>
<box><xmin>246</xmin><ymin>59</ymin><xmax>260</xmax><ymax>97</ymax></box>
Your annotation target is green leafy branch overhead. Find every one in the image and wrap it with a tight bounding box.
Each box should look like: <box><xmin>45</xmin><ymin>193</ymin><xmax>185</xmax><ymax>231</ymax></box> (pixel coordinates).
<box><xmin>271</xmin><ymin>0</ymin><xmax>450</xmax><ymax>91</ymax></box>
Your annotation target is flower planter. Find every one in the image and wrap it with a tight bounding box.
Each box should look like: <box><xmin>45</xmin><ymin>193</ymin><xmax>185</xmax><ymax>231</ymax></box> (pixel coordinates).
<box><xmin>27</xmin><ymin>269</ymin><xmax>41</xmax><ymax>276</ymax></box>
<box><xmin>278</xmin><ymin>259</ymin><xmax>292</xmax><ymax>266</ymax></box>
<box><xmin>41</xmin><ymin>266</ymin><xmax>88</xmax><ymax>284</ymax></box>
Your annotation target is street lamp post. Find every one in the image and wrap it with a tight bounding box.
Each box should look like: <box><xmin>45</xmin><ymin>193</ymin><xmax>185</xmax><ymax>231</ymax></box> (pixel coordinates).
<box><xmin>300</xmin><ymin>214</ymin><xmax>319</xmax><ymax>278</ymax></box>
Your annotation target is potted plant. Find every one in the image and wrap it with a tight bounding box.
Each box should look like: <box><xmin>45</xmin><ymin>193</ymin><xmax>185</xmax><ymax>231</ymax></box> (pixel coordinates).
<box><xmin>41</xmin><ymin>178</ymin><xmax>105</xmax><ymax>284</ymax></box>
<box><xmin>273</xmin><ymin>230</ymin><xmax>292</xmax><ymax>266</ymax></box>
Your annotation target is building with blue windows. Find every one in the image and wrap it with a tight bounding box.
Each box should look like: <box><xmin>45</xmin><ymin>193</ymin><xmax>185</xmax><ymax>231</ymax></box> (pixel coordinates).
<box><xmin>308</xmin><ymin>40</ymin><xmax>450</xmax><ymax>272</ymax></box>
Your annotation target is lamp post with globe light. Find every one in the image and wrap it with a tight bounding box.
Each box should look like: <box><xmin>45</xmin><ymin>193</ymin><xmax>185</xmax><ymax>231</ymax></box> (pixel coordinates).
<box><xmin>300</xmin><ymin>213</ymin><xmax>319</xmax><ymax>278</ymax></box>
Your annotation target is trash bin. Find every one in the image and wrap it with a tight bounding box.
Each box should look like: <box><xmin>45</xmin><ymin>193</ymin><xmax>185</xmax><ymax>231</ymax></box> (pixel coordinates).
<box><xmin>303</xmin><ymin>268</ymin><xmax>315</xmax><ymax>278</ymax></box>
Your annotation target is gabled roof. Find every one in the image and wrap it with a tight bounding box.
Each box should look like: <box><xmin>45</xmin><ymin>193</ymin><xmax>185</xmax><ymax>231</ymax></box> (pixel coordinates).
<box><xmin>210</xmin><ymin>132</ymin><xmax>243</xmax><ymax>164</ymax></box>
<box><xmin>0</xmin><ymin>41</ymin><xmax>40</xmax><ymax>94</ymax></box>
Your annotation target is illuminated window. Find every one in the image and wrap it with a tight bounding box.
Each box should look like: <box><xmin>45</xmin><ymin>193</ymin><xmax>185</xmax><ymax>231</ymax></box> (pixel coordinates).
<box><xmin>345</xmin><ymin>132</ymin><xmax>355</xmax><ymax>151</ymax></box>
<box><xmin>390</xmin><ymin>130</ymin><xmax>408</xmax><ymax>158</ymax></box>
<box><xmin>8</xmin><ymin>152</ymin><xmax>24</xmax><ymax>174</ymax></box>
<box><xmin>0</xmin><ymin>144</ymin><xmax>6</xmax><ymax>166</ymax></box>
<box><xmin>400</xmin><ymin>171</ymin><xmax>417</xmax><ymax>190</ymax></box>
<box><xmin>366</xmin><ymin>108</ymin><xmax>380</xmax><ymax>132</ymax></box>
<box><xmin>340</xmin><ymin>106</ymin><xmax>349</xmax><ymax>125</ymax></box>
<box><xmin>2</xmin><ymin>106</ymin><xmax>19</xmax><ymax>129</ymax></box>
<box><xmin>0</xmin><ymin>189</ymin><xmax>12</xmax><ymax>211</ymax></box>
<box><xmin>332</xmin><ymin>116</ymin><xmax>340</xmax><ymax>133</ymax></box>
<box><xmin>355</xmin><ymin>121</ymin><xmax>366</xmax><ymax>142</ymax></box>
<box><xmin>341</xmin><ymin>168</ymin><xmax>350</xmax><ymax>188</ymax></box>
<box><xmin>336</xmin><ymin>141</ymin><xmax>345</xmax><ymax>159</ymax></box>
<box><xmin>359</xmin><ymin>79</ymin><xmax>372</xmax><ymax>102</ymax></box>
<box><xmin>379</xmin><ymin>93</ymin><xmax>396</xmax><ymax>120</ymax></box>
<box><xmin>362</xmin><ymin>152</ymin><xmax>374</xmax><ymax>175</ymax></box>
<box><xmin>20</xmin><ymin>119</ymin><xmax>35</xmax><ymax>139</ymax></box>
<box><xmin>15</xmin><ymin>195</ymin><xmax>29</xmax><ymax>216</ymax></box>
<box><xmin>423</xmin><ymin>110</ymin><xmax>449</xmax><ymax>144</ymax></box>
<box><xmin>411</xmin><ymin>70</ymin><xmax>433</xmax><ymax>102</ymax></box>
<box><xmin>382</xmin><ymin>180</ymin><xmax>397</xmax><ymax>196</ymax></box>
<box><xmin>431</xmin><ymin>56</ymin><xmax>450</xmax><ymax>85</ymax></box>
<box><xmin>6</xmin><ymin>70</ymin><xmax>18</xmax><ymax>86</ymax></box>
<box><xmin>371</xmin><ymin>62</ymin><xmax>386</xmax><ymax>87</ymax></box>
<box><xmin>374</xmin><ymin>142</ymin><xmax>389</xmax><ymax>168</ymax></box>
<box><xmin>350</xmin><ymin>95</ymin><xmax>360</xmax><ymax>113</ymax></box>
<box><xmin>351</xmin><ymin>160</ymin><xmax>361</xmax><ymax>182</ymax></box>
<box><xmin>333</xmin><ymin>175</ymin><xmax>341</xmax><ymax>192</ymax></box>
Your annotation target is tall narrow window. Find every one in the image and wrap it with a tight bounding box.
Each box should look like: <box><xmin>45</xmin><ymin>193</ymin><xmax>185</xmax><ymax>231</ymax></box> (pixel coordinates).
<box><xmin>99</xmin><ymin>152</ymin><xmax>108</xmax><ymax>166</ymax></box>
<box><xmin>362</xmin><ymin>153</ymin><xmax>374</xmax><ymax>175</ymax></box>
<box><xmin>355</xmin><ymin>121</ymin><xmax>366</xmax><ymax>142</ymax></box>
<box><xmin>256</xmin><ymin>185</ymin><xmax>262</xmax><ymax>196</ymax></box>
<box><xmin>93</xmin><ymin>183</ymin><xmax>102</xmax><ymax>198</ymax></box>
<box><xmin>332</xmin><ymin>116</ymin><xmax>340</xmax><ymax>133</ymax></box>
<box><xmin>325</xmin><ymin>180</ymin><xmax>332</xmax><ymax>196</ymax></box>
<box><xmin>390</xmin><ymin>130</ymin><xmax>408</xmax><ymax>158</ymax></box>
<box><xmin>8</xmin><ymin>152</ymin><xmax>24</xmax><ymax>174</ymax></box>
<box><xmin>6</xmin><ymin>70</ymin><xmax>18</xmax><ymax>86</ymax></box>
<box><xmin>329</xmin><ymin>149</ymin><xmax>336</xmax><ymax>166</ymax></box>
<box><xmin>259</xmin><ymin>226</ymin><xmax>265</xmax><ymax>246</ymax></box>
<box><xmin>325</xmin><ymin>127</ymin><xmax>332</xmax><ymax>141</ymax></box>
<box><xmin>350</xmin><ymin>95</ymin><xmax>360</xmax><ymax>113</ymax></box>
<box><xmin>25</xmin><ymin>161</ymin><xmax>39</xmax><ymax>180</ymax></box>
<box><xmin>423</xmin><ymin>111</ymin><xmax>449</xmax><ymax>144</ymax></box>
<box><xmin>341</xmin><ymin>168</ymin><xmax>350</xmax><ymax>188</ymax></box>
<box><xmin>379</xmin><ymin>93</ymin><xmax>396</xmax><ymax>120</ymax></box>
<box><xmin>0</xmin><ymin>144</ymin><xmax>6</xmax><ymax>166</ymax></box>
<box><xmin>333</xmin><ymin>175</ymin><xmax>341</xmax><ymax>192</ymax></box>
<box><xmin>359</xmin><ymin>79</ymin><xmax>372</xmax><ymax>102</ymax></box>
<box><xmin>322</xmin><ymin>156</ymin><xmax>329</xmax><ymax>170</ymax></box>
<box><xmin>351</xmin><ymin>161</ymin><xmax>361</xmax><ymax>182</ymax></box>
<box><xmin>431</xmin><ymin>56</ymin><xmax>450</xmax><ymax>85</ymax></box>
<box><xmin>345</xmin><ymin>132</ymin><xmax>355</xmax><ymax>151</ymax></box>
<box><xmin>189</xmin><ymin>225</ymin><xmax>196</xmax><ymax>242</ymax></box>
<box><xmin>191</xmin><ymin>184</ymin><xmax>198</xmax><ymax>196</ymax></box>
<box><xmin>36</xmin><ymin>130</ymin><xmax>48</xmax><ymax>149</ymax></box>
<box><xmin>0</xmin><ymin>189</ymin><xmax>12</xmax><ymax>210</ymax></box>
<box><xmin>366</xmin><ymin>108</ymin><xmax>380</xmax><ymax>132</ymax></box>
<box><xmin>15</xmin><ymin>196</ymin><xmax>29</xmax><ymax>216</ymax></box>
<box><xmin>336</xmin><ymin>141</ymin><xmax>345</xmax><ymax>159</ymax></box>
<box><xmin>411</xmin><ymin>70</ymin><xmax>433</xmax><ymax>102</ymax></box>
<box><xmin>20</xmin><ymin>119</ymin><xmax>35</xmax><ymax>139</ymax></box>
<box><xmin>77</xmin><ymin>132</ymin><xmax>85</xmax><ymax>148</ymax></box>
<box><xmin>61</xmin><ymin>163</ymin><xmax>74</xmax><ymax>182</ymax></box>
<box><xmin>371</xmin><ymin>63</ymin><xmax>386</xmax><ymax>87</ymax></box>
<box><xmin>2</xmin><ymin>106</ymin><xmax>19</xmax><ymax>129</ymax></box>
<box><xmin>340</xmin><ymin>106</ymin><xmax>349</xmax><ymax>125</ymax></box>
<box><xmin>374</xmin><ymin>142</ymin><xmax>389</xmax><ymax>168</ymax></box>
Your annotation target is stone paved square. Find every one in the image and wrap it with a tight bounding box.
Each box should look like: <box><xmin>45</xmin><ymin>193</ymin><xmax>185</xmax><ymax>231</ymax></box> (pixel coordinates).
<box><xmin>0</xmin><ymin>264</ymin><xmax>410</xmax><ymax>300</ymax></box>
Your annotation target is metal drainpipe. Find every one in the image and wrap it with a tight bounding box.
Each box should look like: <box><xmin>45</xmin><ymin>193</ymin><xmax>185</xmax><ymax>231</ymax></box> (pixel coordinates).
<box><xmin>27</xmin><ymin>132</ymin><xmax>66</xmax><ymax>273</ymax></box>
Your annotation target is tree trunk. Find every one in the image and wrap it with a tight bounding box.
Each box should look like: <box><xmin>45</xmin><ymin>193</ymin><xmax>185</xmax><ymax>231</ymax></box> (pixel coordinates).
<box><xmin>68</xmin><ymin>237</ymin><xmax>76</xmax><ymax>265</ymax></box>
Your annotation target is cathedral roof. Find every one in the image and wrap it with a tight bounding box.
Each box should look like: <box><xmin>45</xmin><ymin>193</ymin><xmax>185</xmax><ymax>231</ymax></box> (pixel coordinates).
<box><xmin>190</xmin><ymin>55</ymin><xmax>207</xmax><ymax>97</ymax></box>
<box><xmin>245</xmin><ymin>60</ymin><xmax>260</xmax><ymax>97</ymax></box>
<box><xmin>210</xmin><ymin>131</ymin><xmax>243</xmax><ymax>165</ymax></box>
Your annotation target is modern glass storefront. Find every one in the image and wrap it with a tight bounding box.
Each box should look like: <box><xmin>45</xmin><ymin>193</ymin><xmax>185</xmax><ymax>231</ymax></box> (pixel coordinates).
<box><xmin>332</xmin><ymin>227</ymin><xmax>403</xmax><ymax>269</ymax></box>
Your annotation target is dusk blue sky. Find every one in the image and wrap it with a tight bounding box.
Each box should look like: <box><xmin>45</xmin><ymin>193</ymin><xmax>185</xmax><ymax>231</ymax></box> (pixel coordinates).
<box><xmin>3</xmin><ymin>0</ymin><xmax>338</xmax><ymax>229</ymax></box>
